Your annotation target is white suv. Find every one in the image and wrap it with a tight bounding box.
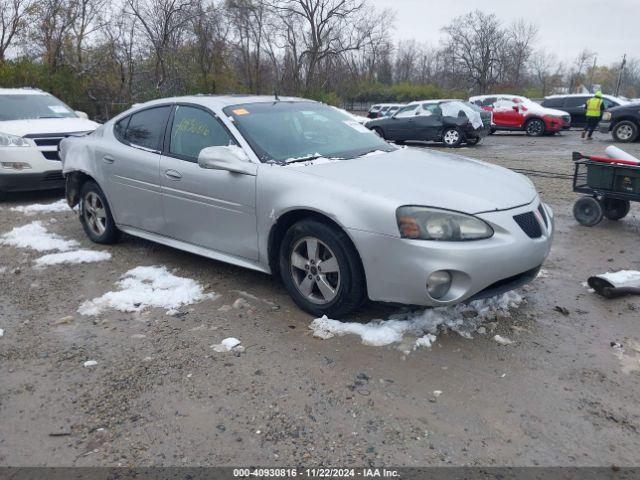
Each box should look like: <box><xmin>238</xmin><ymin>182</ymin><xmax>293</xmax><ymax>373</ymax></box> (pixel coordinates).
<box><xmin>0</xmin><ymin>88</ymin><xmax>99</xmax><ymax>198</ymax></box>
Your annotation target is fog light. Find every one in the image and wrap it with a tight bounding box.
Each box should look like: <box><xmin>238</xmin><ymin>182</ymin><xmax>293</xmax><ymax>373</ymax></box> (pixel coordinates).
<box><xmin>427</xmin><ymin>271</ymin><xmax>452</xmax><ymax>299</ymax></box>
<box><xmin>1</xmin><ymin>161</ymin><xmax>31</xmax><ymax>170</ymax></box>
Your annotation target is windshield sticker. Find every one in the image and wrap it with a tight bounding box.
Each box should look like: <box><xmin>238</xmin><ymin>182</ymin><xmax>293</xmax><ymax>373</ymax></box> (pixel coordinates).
<box><xmin>48</xmin><ymin>105</ymin><xmax>70</xmax><ymax>114</ymax></box>
<box><xmin>343</xmin><ymin>120</ymin><xmax>371</xmax><ymax>134</ymax></box>
<box><xmin>232</xmin><ymin>108</ymin><xmax>249</xmax><ymax>115</ymax></box>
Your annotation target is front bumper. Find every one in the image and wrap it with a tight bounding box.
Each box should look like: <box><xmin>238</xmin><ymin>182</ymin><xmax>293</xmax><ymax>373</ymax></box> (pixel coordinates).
<box><xmin>0</xmin><ymin>147</ymin><xmax>64</xmax><ymax>192</ymax></box>
<box><xmin>599</xmin><ymin>121</ymin><xmax>612</xmax><ymax>133</ymax></box>
<box><xmin>350</xmin><ymin>201</ymin><xmax>553</xmax><ymax>307</ymax></box>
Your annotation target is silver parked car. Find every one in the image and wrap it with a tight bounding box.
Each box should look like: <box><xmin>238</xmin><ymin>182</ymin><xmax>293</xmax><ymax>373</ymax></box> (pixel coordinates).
<box><xmin>60</xmin><ymin>95</ymin><xmax>553</xmax><ymax>317</ymax></box>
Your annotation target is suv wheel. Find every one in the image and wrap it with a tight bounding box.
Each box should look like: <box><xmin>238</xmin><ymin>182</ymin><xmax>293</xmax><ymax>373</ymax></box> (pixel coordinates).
<box><xmin>442</xmin><ymin>127</ymin><xmax>463</xmax><ymax>147</ymax></box>
<box><xmin>612</xmin><ymin>121</ymin><xmax>638</xmax><ymax>143</ymax></box>
<box><xmin>79</xmin><ymin>181</ymin><xmax>120</xmax><ymax>244</ymax></box>
<box><xmin>525</xmin><ymin>118</ymin><xmax>545</xmax><ymax>136</ymax></box>
<box><xmin>279</xmin><ymin>219</ymin><xmax>366</xmax><ymax>318</ymax></box>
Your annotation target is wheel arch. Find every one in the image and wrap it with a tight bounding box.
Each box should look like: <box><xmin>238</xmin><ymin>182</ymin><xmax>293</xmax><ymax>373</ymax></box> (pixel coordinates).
<box><xmin>267</xmin><ymin>208</ymin><xmax>366</xmax><ymax>286</ymax></box>
<box><xmin>612</xmin><ymin>116</ymin><xmax>640</xmax><ymax>127</ymax></box>
<box><xmin>65</xmin><ymin>170</ymin><xmax>100</xmax><ymax>208</ymax></box>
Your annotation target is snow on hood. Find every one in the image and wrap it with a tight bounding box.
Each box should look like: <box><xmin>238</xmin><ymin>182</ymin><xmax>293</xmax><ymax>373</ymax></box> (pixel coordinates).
<box><xmin>0</xmin><ymin>117</ymin><xmax>99</xmax><ymax>136</ymax></box>
<box><xmin>289</xmin><ymin>148</ymin><xmax>537</xmax><ymax>213</ymax></box>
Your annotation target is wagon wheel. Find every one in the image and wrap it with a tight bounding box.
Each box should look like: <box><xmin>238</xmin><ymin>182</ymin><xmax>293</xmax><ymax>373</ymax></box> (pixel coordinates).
<box><xmin>573</xmin><ymin>196</ymin><xmax>603</xmax><ymax>226</ymax></box>
<box><xmin>602</xmin><ymin>198</ymin><xmax>630</xmax><ymax>221</ymax></box>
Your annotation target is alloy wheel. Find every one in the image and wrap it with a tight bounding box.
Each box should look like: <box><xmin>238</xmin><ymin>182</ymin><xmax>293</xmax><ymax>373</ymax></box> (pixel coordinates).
<box><xmin>443</xmin><ymin>129</ymin><xmax>460</xmax><ymax>145</ymax></box>
<box><xmin>527</xmin><ymin>120</ymin><xmax>544</xmax><ymax>136</ymax></box>
<box><xmin>616</xmin><ymin>124</ymin><xmax>634</xmax><ymax>141</ymax></box>
<box><xmin>290</xmin><ymin>236</ymin><xmax>341</xmax><ymax>305</ymax></box>
<box><xmin>83</xmin><ymin>191</ymin><xmax>107</xmax><ymax>236</ymax></box>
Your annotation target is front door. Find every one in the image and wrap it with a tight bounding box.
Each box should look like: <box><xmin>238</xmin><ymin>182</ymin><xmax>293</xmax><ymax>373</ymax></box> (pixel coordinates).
<box><xmin>160</xmin><ymin>104</ymin><xmax>259</xmax><ymax>260</ymax></box>
<box><xmin>100</xmin><ymin>104</ymin><xmax>172</xmax><ymax>233</ymax></box>
<box><xmin>387</xmin><ymin>105</ymin><xmax>419</xmax><ymax>140</ymax></box>
<box><xmin>492</xmin><ymin>98</ymin><xmax>523</xmax><ymax>128</ymax></box>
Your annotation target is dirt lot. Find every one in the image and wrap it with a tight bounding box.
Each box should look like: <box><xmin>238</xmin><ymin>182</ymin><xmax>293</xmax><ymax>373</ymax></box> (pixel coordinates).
<box><xmin>1</xmin><ymin>130</ymin><xmax>640</xmax><ymax>467</ymax></box>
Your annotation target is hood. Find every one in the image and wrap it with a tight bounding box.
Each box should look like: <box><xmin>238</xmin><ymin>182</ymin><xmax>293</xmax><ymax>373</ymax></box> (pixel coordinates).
<box><xmin>287</xmin><ymin>148</ymin><xmax>537</xmax><ymax>214</ymax></box>
<box><xmin>0</xmin><ymin>118</ymin><xmax>100</xmax><ymax>137</ymax></box>
<box><xmin>609</xmin><ymin>101</ymin><xmax>640</xmax><ymax>113</ymax></box>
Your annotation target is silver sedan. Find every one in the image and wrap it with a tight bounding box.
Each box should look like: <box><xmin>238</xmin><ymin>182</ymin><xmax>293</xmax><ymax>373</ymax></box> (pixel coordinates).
<box><xmin>60</xmin><ymin>95</ymin><xmax>553</xmax><ymax>317</ymax></box>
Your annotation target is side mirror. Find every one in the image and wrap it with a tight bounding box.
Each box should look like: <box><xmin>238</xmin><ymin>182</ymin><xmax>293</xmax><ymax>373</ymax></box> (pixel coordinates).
<box><xmin>75</xmin><ymin>111</ymin><xmax>89</xmax><ymax>119</ymax></box>
<box><xmin>512</xmin><ymin>105</ymin><xmax>519</xmax><ymax>112</ymax></box>
<box><xmin>198</xmin><ymin>146</ymin><xmax>257</xmax><ymax>176</ymax></box>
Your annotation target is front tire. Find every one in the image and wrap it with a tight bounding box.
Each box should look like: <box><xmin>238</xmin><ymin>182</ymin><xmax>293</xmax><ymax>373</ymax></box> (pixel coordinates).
<box><xmin>279</xmin><ymin>219</ymin><xmax>366</xmax><ymax>318</ymax></box>
<box><xmin>573</xmin><ymin>196</ymin><xmax>603</xmax><ymax>226</ymax></box>
<box><xmin>79</xmin><ymin>181</ymin><xmax>120</xmax><ymax>244</ymax></box>
<box><xmin>612</xmin><ymin>121</ymin><xmax>638</xmax><ymax>143</ymax></box>
<box><xmin>442</xmin><ymin>127</ymin><xmax>463</xmax><ymax>147</ymax></box>
<box><xmin>525</xmin><ymin>118</ymin><xmax>545</xmax><ymax>137</ymax></box>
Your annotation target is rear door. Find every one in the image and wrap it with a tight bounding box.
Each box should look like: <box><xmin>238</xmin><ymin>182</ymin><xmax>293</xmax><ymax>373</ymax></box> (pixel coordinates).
<box><xmin>413</xmin><ymin>103</ymin><xmax>444</xmax><ymax>140</ymax></box>
<box><xmin>100</xmin><ymin>105</ymin><xmax>172</xmax><ymax>233</ymax></box>
<box><xmin>159</xmin><ymin>104</ymin><xmax>258</xmax><ymax>260</ymax></box>
<box><xmin>563</xmin><ymin>97</ymin><xmax>588</xmax><ymax>127</ymax></box>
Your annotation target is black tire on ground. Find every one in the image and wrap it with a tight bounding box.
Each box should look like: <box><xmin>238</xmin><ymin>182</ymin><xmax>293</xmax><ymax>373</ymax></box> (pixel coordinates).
<box><xmin>602</xmin><ymin>198</ymin><xmax>630</xmax><ymax>221</ymax></box>
<box><xmin>466</xmin><ymin>137</ymin><xmax>480</xmax><ymax>146</ymax></box>
<box><xmin>525</xmin><ymin>118</ymin><xmax>546</xmax><ymax>137</ymax></box>
<box><xmin>573</xmin><ymin>196</ymin><xmax>604</xmax><ymax>226</ymax></box>
<box><xmin>612</xmin><ymin>120</ymin><xmax>639</xmax><ymax>143</ymax></box>
<box><xmin>489</xmin><ymin>128</ymin><xmax>496</xmax><ymax>135</ymax></box>
<box><xmin>279</xmin><ymin>219</ymin><xmax>366</xmax><ymax>318</ymax></box>
<box><xmin>372</xmin><ymin>127</ymin><xmax>385</xmax><ymax>140</ymax></box>
<box><xmin>442</xmin><ymin>127</ymin><xmax>463</xmax><ymax>147</ymax></box>
<box><xmin>79</xmin><ymin>180</ymin><xmax>120</xmax><ymax>244</ymax></box>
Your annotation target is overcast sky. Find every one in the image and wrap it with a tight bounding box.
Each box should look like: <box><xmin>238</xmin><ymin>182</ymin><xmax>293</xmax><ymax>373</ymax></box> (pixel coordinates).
<box><xmin>369</xmin><ymin>0</ymin><xmax>636</xmax><ymax>65</ymax></box>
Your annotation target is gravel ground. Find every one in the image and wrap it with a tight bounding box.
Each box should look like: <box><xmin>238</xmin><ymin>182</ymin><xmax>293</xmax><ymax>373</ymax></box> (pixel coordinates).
<box><xmin>1</xmin><ymin>129</ymin><xmax>640</xmax><ymax>467</ymax></box>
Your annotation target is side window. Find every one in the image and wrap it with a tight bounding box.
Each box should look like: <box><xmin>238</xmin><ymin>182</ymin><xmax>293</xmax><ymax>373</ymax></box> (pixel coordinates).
<box><xmin>169</xmin><ymin>105</ymin><xmax>235</xmax><ymax>160</ymax></box>
<box><xmin>542</xmin><ymin>98</ymin><xmax>564</xmax><ymax>108</ymax></box>
<box><xmin>395</xmin><ymin>105</ymin><xmax>418</xmax><ymax>118</ymax></box>
<box><xmin>123</xmin><ymin>106</ymin><xmax>171</xmax><ymax>151</ymax></box>
<box><xmin>114</xmin><ymin>116</ymin><xmax>130</xmax><ymax>141</ymax></box>
<box><xmin>603</xmin><ymin>98</ymin><xmax>616</xmax><ymax>109</ymax></box>
<box><xmin>482</xmin><ymin>97</ymin><xmax>497</xmax><ymax>107</ymax></box>
<box><xmin>564</xmin><ymin>97</ymin><xmax>587</xmax><ymax>108</ymax></box>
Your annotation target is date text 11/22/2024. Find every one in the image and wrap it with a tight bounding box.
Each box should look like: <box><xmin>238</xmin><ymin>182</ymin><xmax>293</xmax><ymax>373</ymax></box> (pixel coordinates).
<box><xmin>233</xmin><ymin>468</ymin><xmax>400</xmax><ymax>478</ymax></box>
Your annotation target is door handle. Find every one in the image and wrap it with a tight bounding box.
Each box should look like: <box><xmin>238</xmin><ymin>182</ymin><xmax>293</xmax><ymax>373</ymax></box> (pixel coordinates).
<box><xmin>103</xmin><ymin>155</ymin><xmax>115</xmax><ymax>164</ymax></box>
<box><xmin>165</xmin><ymin>169</ymin><xmax>182</xmax><ymax>180</ymax></box>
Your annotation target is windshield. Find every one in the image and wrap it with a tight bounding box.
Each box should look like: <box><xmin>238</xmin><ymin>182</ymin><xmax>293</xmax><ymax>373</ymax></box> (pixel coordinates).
<box><xmin>224</xmin><ymin>101</ymin><xmax>395</xmax><ymax>163</ymax></box>
<box><xmin>0</xmin><ymin>94</ymin><xmax>77</xmax><ymax>121</ymax></box>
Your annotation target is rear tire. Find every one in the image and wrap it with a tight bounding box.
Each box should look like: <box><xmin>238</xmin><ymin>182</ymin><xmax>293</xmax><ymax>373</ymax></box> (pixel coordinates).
<box><xmin>602</xmin><ymin>198</ymin><xmax>630</xmax><ymax>220</ymax></box>
<box><xmin>79</xmin><ymin>181</ymin><xmax>120</xmax><ymax>244</ymax></box>
<box><xmin>525</xmin><ymin>118</ymin><xmax>545</xmax><ymax>137</ymax></box>
<box><xmin>573</xmin><ymin>196</ymin><xmax>603</xmax><ymax>226</ymax></box>
<box><xmin>279</xmin><ymin>219</ymin><xmax>366</xmax><ymax>318</ymax></box>
<box><xmin>442</xmin><ymin>127</ymin><xmax>463</xmax><ymax>147</ymax></box>
<box><xmin>612</xmin><ymin>121</ymin><xmax>638</xmax><ymax>143</ymax></box>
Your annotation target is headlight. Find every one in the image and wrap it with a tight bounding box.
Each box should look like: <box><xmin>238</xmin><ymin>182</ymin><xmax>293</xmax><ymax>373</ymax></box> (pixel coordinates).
<box><xmin>602</xmin><ymin>112</ymin><xmax>612</xmax><ymax>121</ymax></box>
<box><xmin>397</xmin><ymin>206</ymin><xmax>494</xmax><ymax>241</ymax></box>
<box><xmin>0</xmin><ymin>132</ymin><xmax>36</xmax><ymax>147</ymax></box>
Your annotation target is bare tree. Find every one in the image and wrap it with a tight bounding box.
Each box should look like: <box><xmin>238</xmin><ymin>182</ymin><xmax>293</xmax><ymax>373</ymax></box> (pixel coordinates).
<box><xmin>0</xmin><ymin>0</ymin><xmax>34</xmax><ymax>62</ymax></box>
<box><xmin>442</xmin><ymin>10</ymin><xmax>505</xmax><ymax>93</ymax></box>
<box><xmin>126</xmin><ymin>0</ymin><xmax>199</xmax><ymax>91</ymax></box>
<box><xmin>530</xmin><ymin>49</ymin><xmax>562</xmax><ymax>96</ymax></box>
<box><xmin>502</xmin><ymin>19</ymin><xmax>537</xmax><ymax>87</ymax></box>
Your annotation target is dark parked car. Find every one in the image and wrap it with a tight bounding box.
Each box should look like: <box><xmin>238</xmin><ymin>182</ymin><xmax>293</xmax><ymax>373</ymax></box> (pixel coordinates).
<box><xmin>599</xmin><ymin>101</ymin><xmax>640</xmax><ymax>142</ymax></box>
<box><xmin>541</xmin><ymin>94</ymin><xmax>627</xmax><ymax>128</ymax></box>
<box><xmin>365</xmin><ymin>100</ymin><xmax>491</xmax><ymax>147</ymax></box>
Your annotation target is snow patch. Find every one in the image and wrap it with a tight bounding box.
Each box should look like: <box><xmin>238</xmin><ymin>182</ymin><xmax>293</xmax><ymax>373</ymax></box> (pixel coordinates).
<box><xmin>10</xmin><ymin>199</ymin><xmax>71</xmax><ymax>214</ymax></box>
<box><xmin>35</xmin><ymin>250</ymin><xmax>112</xmax><ymax>267</ymax></box>
<box><xmin>78</xmin><ymin>266</ymin><xmax>216</xmax><ymax>315</ymax></box>
<box><xmin>309</xmin><ymin>291</ymin><xmax>523</xmax><ymax>349</ymax></box>
<box><xmin>83</xmin><ymin>360</ymin><xmax>97</xmax><ymax>367</ymax></box>
<box><xmin>599</xmin><ymin>270</ymin><xmax>640</xmax><ymax>286</ymax></box>
<box><xmin>0</xmin><ymin>221</ymin><xmax>79</xmax><ymax>252</ymax></box>
<box><xmin>211</xmin><ymin>337</ymin><xmax>242</xmax><ymax>352</ymax></box>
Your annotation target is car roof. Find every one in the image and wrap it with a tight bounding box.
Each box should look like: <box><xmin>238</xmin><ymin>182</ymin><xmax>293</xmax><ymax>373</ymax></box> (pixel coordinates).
<box><xmin>131</xmin><ymin>94</ymin><xmax>312</xmax><ymax>111</ymax></box>
<box><xmin>408</xmin><ymin>99</ymin><xmax>463</xmax><ymax>105</ymax></box>
<box><xmin>544</xmin><ymin>93</ymin><xmax>621</xmax><ymax>101</ymax></box>
<box><xmin>469</xmin><ymin>94</ymin><xmax>524</xmax><ymax>100</ymax></box>
<box><xmin>0</xmin><ymin>87</ymin><xmax>48</xmax><ymax>95</ymax></box>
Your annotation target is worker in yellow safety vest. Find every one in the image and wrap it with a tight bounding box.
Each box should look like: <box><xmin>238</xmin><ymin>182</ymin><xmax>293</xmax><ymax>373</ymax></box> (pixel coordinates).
<box><xmin>582</xmin><ymin>91</ymin><xmax>605</xmax><ymax>140</ymax></box>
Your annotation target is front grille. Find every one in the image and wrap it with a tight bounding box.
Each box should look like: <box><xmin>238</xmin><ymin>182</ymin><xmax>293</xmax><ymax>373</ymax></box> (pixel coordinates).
<box><xmin>514</xmin><ymin>211</ymin><xmax>542</xmax><ymax>238</ymax></box>
<box><xmin>42</xmin><ymin>151</ymin><xmax>60</xmax><ymax>161</ymax></box>
<box><xmin>33</xmin><ymin>137</ymin><xmax>64</xmax><ymax>147</ymax></box>
<box><xmin>43</xmin><ymin>171</ymin><xmax>63</xmax><ymax>182</ymax></box>
<box><xmin>537</xmin><ymin>204</ymin><xmax>548</xmax><ymax>227</ymax></box>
